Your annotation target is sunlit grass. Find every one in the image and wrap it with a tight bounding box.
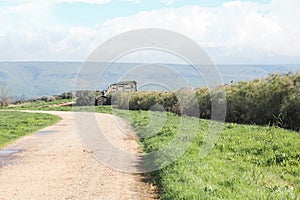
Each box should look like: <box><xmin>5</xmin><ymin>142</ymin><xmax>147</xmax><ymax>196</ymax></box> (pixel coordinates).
<box><xmin>2</xmin><ymin>99</ymin><xmax>112</xmax><ymax>113</ymax></box>
<box><xmin>122</xmin><ymin>110</ymin><xmax>300</xmax><ymax>200</ymax></box>
<box><xmin>0</xmin><ymin>111</ymin><xmax>60</xmax><ymax>148</ymax></box>
<box><xmin>1</xmin><ymin>101</ymin><xmax>299</xmax><ymax>199</ymax></box>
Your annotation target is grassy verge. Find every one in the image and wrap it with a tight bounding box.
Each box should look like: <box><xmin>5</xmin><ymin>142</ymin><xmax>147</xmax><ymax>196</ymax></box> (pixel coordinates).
<box><xmin>2</xmin><ymin>102</ymin><xmax>299</xmax><ymax>199</ymax></box>
<box><xmin>120</xmin><ymin>110</ymin><xmax>300</xmax><ymax>199</ymax></box>
<box><xmin>3</xmin><ymin>99</ymin><xmax>73</xmax><ymax>111</ymax></box>
<box><xmin>0</xmin><ymin>111</ymin><xmax>61</xmax><ymax>148</ymax></box>
<box><xmin>2</xmin><ymin>100</ymin><xmax>112</xmax><ymax>113</ymax></box>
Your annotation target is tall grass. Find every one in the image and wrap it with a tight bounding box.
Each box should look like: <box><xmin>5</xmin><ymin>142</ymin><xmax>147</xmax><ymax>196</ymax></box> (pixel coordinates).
<box><xmin>123</xmin><ymin>110</ymin><xmax>300</xmax><ymax>199</ymax></box>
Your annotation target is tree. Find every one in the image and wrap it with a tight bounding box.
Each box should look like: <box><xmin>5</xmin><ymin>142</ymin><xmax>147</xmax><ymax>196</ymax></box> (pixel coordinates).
<box><xmin>0</xmin><ymin>82</ymin><xmax>10</xmax><ymax>106</ymax></box>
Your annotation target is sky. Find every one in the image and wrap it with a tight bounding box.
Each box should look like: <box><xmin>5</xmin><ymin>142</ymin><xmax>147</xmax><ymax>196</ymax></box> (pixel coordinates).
<box><xmin>0</xmin><ymin>0</ymin><xmax>299</xmax><ymax>64</ymax></box>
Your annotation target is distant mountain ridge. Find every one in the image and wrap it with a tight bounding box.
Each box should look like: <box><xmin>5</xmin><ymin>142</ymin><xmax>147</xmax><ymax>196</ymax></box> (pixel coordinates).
<box><xmin>0</xmin><ymin>62</ymin><xmax>299</xmax><ymax>99</ymax></box>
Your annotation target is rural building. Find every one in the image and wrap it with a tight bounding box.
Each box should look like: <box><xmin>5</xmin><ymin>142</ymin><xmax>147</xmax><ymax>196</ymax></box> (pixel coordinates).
<box><xmin>106</xmin><ymin>81</ymin><xmax>137</xmax><ymax>94</ymax></box>
<box><xmin>95</xmin><ymin>95</ymin><xmax>108</xmax><ymax>106</ymax></box>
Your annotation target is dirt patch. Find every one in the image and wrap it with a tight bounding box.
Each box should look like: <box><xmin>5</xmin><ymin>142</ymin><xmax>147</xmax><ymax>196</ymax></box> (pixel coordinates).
<box><xmin>0</xmin><ymin>149</ymin><xmax>24</xmax><ymax>167</ymax></box>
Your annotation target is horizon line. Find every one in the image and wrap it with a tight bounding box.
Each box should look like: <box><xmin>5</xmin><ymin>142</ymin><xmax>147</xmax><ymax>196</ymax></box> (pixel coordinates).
<box><xmin>0</xmin><ymin>61</ymin><xmax>299</xmax><ymax>66</ymax></box>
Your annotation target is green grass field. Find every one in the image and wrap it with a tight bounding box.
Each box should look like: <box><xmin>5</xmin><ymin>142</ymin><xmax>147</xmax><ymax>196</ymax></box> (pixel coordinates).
<box><xmin>2</xmin><ymin>101</ymin><xmax>299</xmax><ymax>199</ymax></box>
<box><xmin>0</xmin><ymin>100</ymin><xmax>110</xmax><ymax>148</ymax></box>
<box><xmin>4</xmin><ymin>99</ymin><xmax>112</xmax><ymax>113</ymax></box>
<box><xmin>120</xmin><ymin>110</ymin><xmax>300</xmax><ymax>200</ymax></box>
<box><xmin>0</xmin><ymin>111</ymin><xmax>61</xmax><ymax>148</ymax></box>
<box><xmin>6</xmin><ymin>99</ymin><xmax>73</xmax><ymax>111</ymax></box>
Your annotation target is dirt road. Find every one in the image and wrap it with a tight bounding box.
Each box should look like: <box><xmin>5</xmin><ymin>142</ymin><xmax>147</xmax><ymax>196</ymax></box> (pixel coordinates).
<box><xmin>0</xmin><ymin>111</ymin><xmax>156</xmax><ymax>200</ymax></box>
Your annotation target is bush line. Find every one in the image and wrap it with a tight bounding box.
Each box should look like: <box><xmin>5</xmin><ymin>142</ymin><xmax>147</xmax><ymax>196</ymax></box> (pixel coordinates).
<box><xmin>110</xmin><ymin>72</ymin><xmax>300</xmax><ymax>131</ymax></box>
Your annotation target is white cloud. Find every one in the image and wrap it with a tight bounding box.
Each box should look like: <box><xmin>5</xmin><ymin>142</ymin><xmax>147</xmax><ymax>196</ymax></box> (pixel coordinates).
<box><xmin>0</xmin><ymin>25</ymin><xmax>102</xmax><ymax>61</ymax></box>
<box><xmin>101</xmin><ymin>0</ymin><xmax>300</xmax><ymax>64</ymax></box>
<box><xmin>160</xmin><ymin>0</ymin><xmax>174</xmax><ymax>5</ymax></box>
<box><xmin>0</xmin><ymin>0</ymin><xmax>299</xmax><ymax>64</ymax></box>
<box><xmin>127</xmin><ymin>0</ymin><xmax>141</xmax><ymax>4</ymax></box>
<box><xmin>56</xmin><ymin>0</ymin><xmax>140</xmax><ymax>4</ymax></box>
<box><xmin>55</xmin><ymin>0</ymin><xmax>111</xmax><ymax>4</ymax></box>
<box><xmin>3</xmin><ymin>2</ymin><xmax>49</xmax><ymax>13</ymax></box>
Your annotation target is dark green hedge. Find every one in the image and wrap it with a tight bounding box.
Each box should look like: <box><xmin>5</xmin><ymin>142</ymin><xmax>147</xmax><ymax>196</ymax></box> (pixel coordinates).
<box><xmin>226</xmin><ymin>73</ymin><xmax>300</xmax><ymax>131</ymax></box>
<box><xmin>111</xmin><ymin>72</ymin><xmax>300</xmax><ymax>131</ymax></box>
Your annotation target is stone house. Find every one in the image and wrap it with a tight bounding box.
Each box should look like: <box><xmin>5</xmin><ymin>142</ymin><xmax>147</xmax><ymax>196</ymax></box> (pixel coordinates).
<box><xmin>106</xmin><ymin>81</ymin><xmax>137</xmax><ymax>94</ymax></box>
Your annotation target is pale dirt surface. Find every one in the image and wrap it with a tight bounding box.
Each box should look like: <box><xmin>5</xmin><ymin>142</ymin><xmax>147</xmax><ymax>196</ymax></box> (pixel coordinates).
<box><xmin>0</xmin><ymin>111</ymin><xmax>157</xmax><ymax>200</ymax></box>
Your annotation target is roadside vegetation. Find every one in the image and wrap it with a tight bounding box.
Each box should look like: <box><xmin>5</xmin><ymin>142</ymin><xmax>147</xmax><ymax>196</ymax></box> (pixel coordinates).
<box><xmin>112</xmin><ymin>72</ymin><xmax>300</xmax><ymax>131</ymax></box>
<box><xmin>1</xmin><ymin>105</ymin><xmax>298</xmax><ymax>199</ymax></box>
<box><xmin>110</xmin><ymin>72</ymin><xmax>300</xmax><ymax>199</ymax></box>
<box><xmin>122</xmin><ymin>110</ymin><xmax>300</xmax><ymax>199</ymax></box>
<box><xmin>0</xmin><ymin>111</ymin><xmax>60</xmax><ymax>148</ymax></box>
<box><xmin>0</xmin><ymin>72</ymin><xmax>299</xmax><ymax>199</ymax></box>
<box><xmin>3</xmin><ymin>99</ymin><xmax>112</xmax><ymax>113</ymax></box>
<box><xmin>7</xmin><ymin>99</ymin><xmax>72</xmax><ymax>110</ymax></box>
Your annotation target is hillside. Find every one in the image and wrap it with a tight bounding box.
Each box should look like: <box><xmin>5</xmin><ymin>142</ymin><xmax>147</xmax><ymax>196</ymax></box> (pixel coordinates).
<box><xmin>0</xmin><ymin>62</ymin><xmax>299</xmax><ymax>99</ymax></box>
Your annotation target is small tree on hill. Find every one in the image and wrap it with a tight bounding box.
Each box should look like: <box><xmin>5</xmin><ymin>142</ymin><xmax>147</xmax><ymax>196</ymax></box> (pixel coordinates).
<box><xmin>0</xmin><ymin>82</ymin><xmax>10</xmax><ymax>106</ymax></box>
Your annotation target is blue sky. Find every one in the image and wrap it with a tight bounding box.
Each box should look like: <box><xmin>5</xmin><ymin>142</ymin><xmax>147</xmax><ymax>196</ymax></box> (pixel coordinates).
<box><xmin>0</xmin><ymin>0</ymin><xmax>299</xmax><ymax>64</ymax></box>
<box><xmin>53</xmin><ymin>0</ymin><xmax>272</xmax><ymax>26</ymax></box>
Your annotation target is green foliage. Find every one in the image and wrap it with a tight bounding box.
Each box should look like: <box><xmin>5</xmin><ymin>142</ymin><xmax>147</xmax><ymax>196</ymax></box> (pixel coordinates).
<box><xmin>1</xmin><ymin>96</ymin><xmax>298</xmax><ymax>199</ymax></box>
<box><xmin>0</xmin><ymin>111</ymin><xmax>60</xmax><ymax>147</ymax></box>
<box><xmin>75</xmin><ymin>90</ymin><xmax>96</xmax><ymax>106</ymax></box>
<box><xmin>2</xmin><ymin>99</ymin><xmax>113</xmax><ymax>114</ymax></box>
<box><xmin>226</xmin><ymin>73</ymin><xmax>300</xmax><ymax>131</ymax></box>
<box><xmin>59</xmin><ymin>92</ymin><xmax>73</xmax><ymax>99</ymax></box>
<box><xmin>123</xmin><ymin>110</ymin><xmax>300</xmax><ymax>200</ymax></box>
<box><xmin>112</xmin><ymin>91</ymin><xmax>181</xmax><ymax>114</ymax></box>
<box><xmin>112</xmin><ymin>73</ymin><xmax>300</xmax><ymax>131</ymax></box>
<box><xmin>40</xmin><ymin>96</ymin><xmax>56</xmax><ymax>102</ymax></box>
<box><xmin>196</xmin><ymin>87</ymin><xmax>212</xmax><ymax>119</ymax></box>
<box><xmin>3</xmin><ymin>99</ymin><xmax>73</xmax><ymax>111</ymax></box>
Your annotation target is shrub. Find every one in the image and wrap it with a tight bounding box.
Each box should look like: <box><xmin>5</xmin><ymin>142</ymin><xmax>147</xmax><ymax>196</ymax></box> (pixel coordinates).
<box><xmin>75</xmin><ymin>91</ymin><xmax>96</xmax><ymax>106</ymax></box>
<box><xmin>225</xmin><ymin>73</ymin><xmax>299</xmax><ymax>131</ymax></box>
<box><xmin>40</xmin><ymin>96</ymin><xmax>56</xmax><ymax>102</ymax></box>
<box><xmin>110</xmin><ymin>72</ymin><xmax>300</xmax><ymax>131</ymax></box>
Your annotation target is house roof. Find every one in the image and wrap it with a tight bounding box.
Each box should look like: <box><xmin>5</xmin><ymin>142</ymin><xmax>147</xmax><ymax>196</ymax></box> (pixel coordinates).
<box><xmin>110</xmin><ymin>81</ymin><xmax>136</xmax><ymax>86</ymax></box>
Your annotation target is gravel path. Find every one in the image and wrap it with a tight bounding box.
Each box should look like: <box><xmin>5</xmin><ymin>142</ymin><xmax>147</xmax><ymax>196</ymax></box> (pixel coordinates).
<box><xmin>0</xmin><ymin>111</ymin><xmax>156</xmax><ymax>200</ymax></box>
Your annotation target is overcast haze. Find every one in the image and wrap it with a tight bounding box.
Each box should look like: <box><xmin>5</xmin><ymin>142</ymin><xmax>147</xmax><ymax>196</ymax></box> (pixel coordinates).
<box><xmin>0</xmin><ymin>0</ymin><xmax>299</xmax><ymax>64</ymax></box>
